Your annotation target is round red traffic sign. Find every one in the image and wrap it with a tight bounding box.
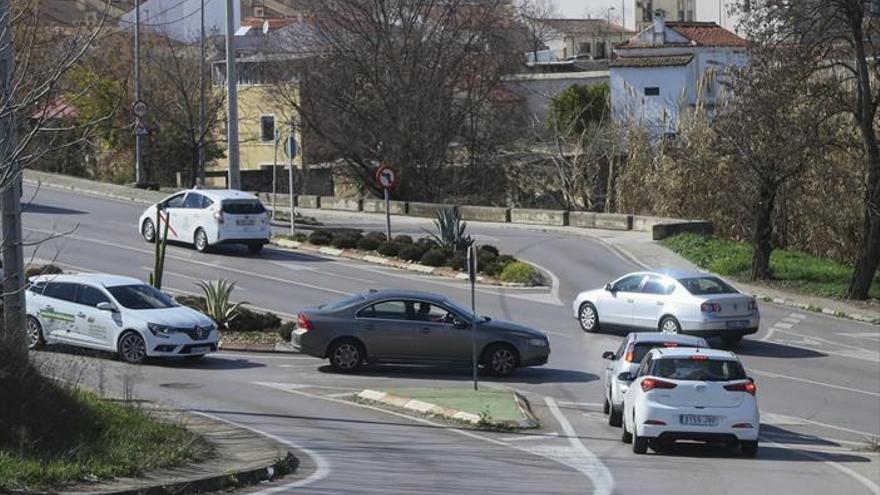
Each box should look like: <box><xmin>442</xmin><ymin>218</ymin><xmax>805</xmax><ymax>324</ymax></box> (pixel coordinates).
<box><xmin>376</xmin><ymin>166</ymin><xmax>397</xmax><ymax>189</ymax></box>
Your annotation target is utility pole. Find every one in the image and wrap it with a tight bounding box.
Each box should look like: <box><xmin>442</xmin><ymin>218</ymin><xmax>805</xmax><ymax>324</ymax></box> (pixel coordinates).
<box><xmin>198</xmin><ymin>0</ymin><xmax>206</xmax><ymax>187</ymax></box>
<box><xmin>134</xmin><ymin>0</ymin><xmax>144</xmax><ymax>186</ymax></box>
<box><xmin>0</xmin><ymin>0</ymin><xmax>28</xmax><ymax>364</ymax></box>
<box><xmin>287</xmin><ymin>119</ymin><xmax>295</xmax><ymax>235</ymax></box>
<box><xmin>224</xmin><ymin>0</ymin><xmax>241</xmax><ymax>190</ymax></box>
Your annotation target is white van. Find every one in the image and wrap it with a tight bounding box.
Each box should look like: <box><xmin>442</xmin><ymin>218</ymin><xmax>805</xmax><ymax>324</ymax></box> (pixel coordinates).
<box><xmin>139</xmin><ymin>189</ymin><xmax>271</xmax><ymax>254</ymax></box>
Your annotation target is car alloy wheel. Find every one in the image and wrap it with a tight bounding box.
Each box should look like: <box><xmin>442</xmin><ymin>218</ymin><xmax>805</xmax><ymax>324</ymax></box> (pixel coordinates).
<box><xmin>142</xmin><ymin>219</ymin><xmax>156</xmax><ymax>243</ymax></box>
<box><xmin>579</xmin><ymin>303</ymin><xmax>598</xmax><ymax>332</ymax></box>
<box><xmin>621</xmin><ymin>418</ymin><xmax>633</xmax><ymax>444</ymax></box>
<box><xmin>195</xmin><ymin>229</ymin><xmax>208</xmax><ymax>252</ymax></box>
<box><xmin>632</xmin><ymin>424</ymin><xmax>649</xmax><ymax>454</ymax></box>
<box><xmin>119</xmin><ymin>332</ymin><xmax>147</xmax><ymax>364</ymax></box>
<box><xmin>488</xmin><ymin>346</ymin><xmax>517</xmax><ymax>376</ymax></box>
<box><xmin>608</xmin><ymin>404</ymin><xmax>623</xmax><ymax>427</ymax></box>
<box><xmin>26</xmin><ymin>316</ymin><xmax>43</xmax><ymax>350</ymax></box>
<box><xmin>660</xmin><ymin>316</ymin><xmax>680</xmax><ymax>334</ymax></box>
<box><xmin>741</xmin><ymin>440</ymin><xmax>759</xmax><ymax>457</ymax></box>
<box><xmin>330</xmin><ymin>342</ymin><xmax>362</xmax><ymax>372</ymax></box>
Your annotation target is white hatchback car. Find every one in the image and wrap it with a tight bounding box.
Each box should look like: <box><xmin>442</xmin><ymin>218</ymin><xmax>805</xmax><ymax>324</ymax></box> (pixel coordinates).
<box><xmin>573</xmin><ymin>269</ymin><xmax>760</xmax><ymax>345</ymax></box>
<box><xmin>139</xmin><ymin>189</ymin><xmax>270</xmax><ymax>254</ymax></box>
<box><xmin>602</xmin><ymin>332</ymin><xmax>709</xmax><ymax>427</ymax></box>
<box><xmin>26</xmin><ymin>274</ymin><xmax>218</xmax><ymax>363</ymax></box>
<box><xmin>621</xmin><ymin>347</ymin><xmax>759</xmax><ymax>456</ymax></box>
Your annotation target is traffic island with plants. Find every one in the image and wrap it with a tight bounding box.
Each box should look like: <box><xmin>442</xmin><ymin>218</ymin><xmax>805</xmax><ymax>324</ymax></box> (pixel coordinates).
<box><xmin>354</xmin><ymin>387</ymin><xmax>539</xmax><ymax>430</ymax></box>
<box><xmin>662</xmin><ymin>233</ymin><xmax>880</xmax><ymax>305</ymax></box>
<box><xmin>0</xmin><ymin>365</ymin><xmax>209</xmax><ymax>492</ymax></box>
<box><xmin>273</xmin><ymin>208</ymin><xmax>545</xmax><ymax>287</ymax></box>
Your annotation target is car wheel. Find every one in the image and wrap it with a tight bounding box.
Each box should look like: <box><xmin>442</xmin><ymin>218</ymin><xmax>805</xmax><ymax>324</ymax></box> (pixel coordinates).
<box><xmin>722</xmin><ymin>334</ymin><xmax>744</xmax><ymax>345</ymax></box>
<box><xmin>608</xmin><ymin>404</ymin><xmax>623</xmax><ymax>427</ymax></box>
<box><xmin>328</xmin><ymin>339</ymin><xmax>364</xmax><ymax>373</ymax></box>
<box><xmin>741</xmin><ymin>440</ymin><xmax>759</xmax><ymax>457</ymax></box>
<box><xmin>26</xmin><ymin>316</ymin><xmax>45</xmax><ymax>350</ymax></box>
<box><xmin>659</xmin><ymin>316</ymin><xmax>681</xmax><ymax>334</ymax></box>
<box><xmin>142</xmin><ymin>219</ymin><xmax>156</xmax><ymax>243</ymax></box>
<box><xmin>194</xmin><ymin>228</ymin><xmax>209</xmax><ymax>253</ymax></box>
<box><xmin>578</xmin><ymin>302</ymin><xmax>599</xmax><ymax>332</ymax></box>
<box><xmin>484</xmin><ymin>344</ymin><xmax>519</xmax><ymax>377</ymax></box>
<box><xmin>603</xmin><ymin>397</ymin><xmax>610</xmax><ymax>415</ymax></box>
<box><xmin>621</xmin><ymin>417</ymin><xmax>633</xmax><ymax>444</ymax></box>
<box><xmin>118</xmin><ymin>331</ymin><xmax>147</xmax><ymax>364</ymax></box>
<box><xmin>247</xmin><ymin>242</ymin><xmax>264</xmax><ymax>254</ymax></box>
<box><xmin>632</xmin><ymin>426</ymin><xmax>650</xmax><ymax>454</ymax></box>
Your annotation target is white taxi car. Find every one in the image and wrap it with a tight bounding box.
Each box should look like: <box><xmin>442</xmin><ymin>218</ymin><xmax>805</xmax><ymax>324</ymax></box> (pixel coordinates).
<box><xmin>139</xmin><ymin>188</ymin><xmax>270</xmax><ymax>254</ymax></box>
<box><xmin>26</xmin><ymin>274</ymin><xmax>218</xmax><ymax>363</ymax></box>
<box><xmin>621</xmin><ymin>347</ymin><xmax>759</xmax><ymax>456</ymax></box>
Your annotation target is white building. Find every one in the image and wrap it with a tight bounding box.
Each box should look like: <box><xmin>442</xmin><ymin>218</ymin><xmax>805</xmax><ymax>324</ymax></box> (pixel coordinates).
<box><xmin>610</xmin><ymin>12</ymin><xmax>747</xmax><ymax>138</ymax></box>
<box><xmin>121</xmin><ymin>0</ymin><xmax>241</xmax><ymax>41</ymax></box>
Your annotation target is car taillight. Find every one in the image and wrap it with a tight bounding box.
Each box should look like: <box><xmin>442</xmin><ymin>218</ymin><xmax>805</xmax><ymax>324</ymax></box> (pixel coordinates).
<box><xmin>724</xmin><ymin>380</ymin><xmax>757</xmax><ymax>396</ymax></box>
<box><xmin>213</xmin><ymin>208</ymin><xmax>224</xmax><ymax>224</ymax></box>
<box><xmin>748</xmin><ymin>299</ymin><xmax>758</xmax><ymax>311</ymax></box>
<box><xmin>641</xmin><ymin>378</ymin><xmax>677</xmax><ymax>392</ymax></box>
<box><xmin>624</xmin><ymin>343</ymin><xmax>635</xmax><ymax>363</ymax></box>
<box><xmin>297</xmin><ymin>312</ymin><xmax>314</xmax><ymax>331</ymax></box>
<box><xmin>700</xmin><ymin>302</ymin><xmax>721</xmax><ymax>313</ymax></box>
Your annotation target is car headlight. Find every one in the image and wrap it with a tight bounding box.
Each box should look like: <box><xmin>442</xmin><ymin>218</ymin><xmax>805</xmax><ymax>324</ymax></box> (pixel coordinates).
<box><xmin>148</xmin><ymin>323</ymin><xmax>179</xmax><ymax>338</ymax></box>
<box><xmin>529</xmin><ymin>338</ymin><xmax>548</xmax><ymax>347</ymax></box>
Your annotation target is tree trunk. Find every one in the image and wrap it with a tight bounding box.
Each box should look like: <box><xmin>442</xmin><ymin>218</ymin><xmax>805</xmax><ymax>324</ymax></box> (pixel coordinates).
<box><xmin>750</xmin><ymin>182</ymin><xmax>776</xmax><ymax>280</ymax></box>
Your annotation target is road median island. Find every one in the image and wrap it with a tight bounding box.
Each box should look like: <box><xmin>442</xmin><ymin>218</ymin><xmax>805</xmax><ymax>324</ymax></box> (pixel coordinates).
<box><xmin>354</xmin><ymin>388</ymin><xmax>539</xmax><ymax>430</ymax></box>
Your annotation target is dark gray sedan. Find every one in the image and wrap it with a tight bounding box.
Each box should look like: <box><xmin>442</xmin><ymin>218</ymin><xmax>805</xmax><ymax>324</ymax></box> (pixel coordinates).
<box><xmin>292</xmin><ymin>290</ymin><xmax>550</xmax><ymax>376</ymax></box>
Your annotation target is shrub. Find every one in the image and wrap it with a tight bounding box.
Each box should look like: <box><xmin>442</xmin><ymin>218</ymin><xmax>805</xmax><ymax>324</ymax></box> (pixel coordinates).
<box><xmin>426</xmin><ymin>207</ymin><xmax>473</xmax><ymax>252</ymax></box>
<box><xmin>292</xmin><ymin>233</ymin><xmax>308</xmax><ymax>243</ymax></box>
<box><xmin>25</xmin><ymin>264</ymin><xmax>63</xmax><ymax>278</ymax></box>
<box><xmin>477</xmin><ymin>249</ymin><xmax>497</xmax><ymax>268</ymax></box>
<box><xmin>499</xmin><ymin>262</ymin><xmax>538</xmax><ymax>284</ymax></box>
<box><xmin>394</xmin><ymin>235</ymin><xmax>414</xmax><ymax>244</ymax></box>
<box><xmin>197</xmin><ymin>280</ymin><xmax>246</xmax><ymax>331</ymax></box>
<box><xmin>449</xmin><ymin>253</ymin><xmax>467</xmax><ymax>271</ymax></box>
<box><xmin>357</xmin><ymin>236</ymin><xmax>382</xmax><ymax>251</ymax></box>
<box><xmin>308</xmin><ymin>230</ymin><xmax>333</xmax><ymax>245</ymax></box>
<box><xmin>365</xmin><ymin>231</ymin><xmax>387</xmax><ymax>243</ymax></box>
<box><xmin>479</xmin><ymin>245</ymin><xmax>499</xmax><ymax>257</ymax></box>
<box><xmin>417</xmin><ymin>236</ymin><xmax>438</xmax><ymax>249</ymax></box>
<box><xmin>420</xmin><ymin>248</ymin><xmax>449</xmax><ymax>267</ymax></box>
<box><xmin>331</xmin><ymin>232</ymin><xmax>362</xmax><ymax>249</ymax></box>
<box><xmin>277</xmin><ymin>321</ymin><xmax>297</xmax><ymax>341</ymax></box>
<box><xmin>496</xmin><ymin>254</ymin><xmax>516</xmax><ymax>269</ymax></box>
<box><xmin>377</xmin><ymin>241</ymin><xmax>401</xmax><ymax>257</ymax></box>
<box><xmin>228</xmin><ymin>307</ymin><xmax>282</xmax><ymax>332</ymax></box>
<box><xmin>398</xmin><ymin>244</ymin><xmax>426</xmax><ymax>262</ymax></box>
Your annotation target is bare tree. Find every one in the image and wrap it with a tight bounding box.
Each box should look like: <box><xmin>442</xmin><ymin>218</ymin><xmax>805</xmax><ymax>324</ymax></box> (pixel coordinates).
<box><xmin>513</xmin><ymin>0</ymin><xmax>558</xmax><ymax>65</ymax></box>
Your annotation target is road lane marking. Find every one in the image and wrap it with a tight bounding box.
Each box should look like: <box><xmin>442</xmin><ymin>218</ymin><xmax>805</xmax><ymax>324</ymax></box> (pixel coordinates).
<box><xmin>751</xmin><ymin>369</ymin><xmax>880</xmax><ymax>398</ymax></box>
<box><xmin>544</xmin><ymin>397</ymin><xmax>613</xmax><ymax>495</ymax></box>
<box><xmin>762</xmin><ymin>412</ymin><xmax>878</xmax><ymax>438</ymax></box>
<box><xmin>765</xmin><ymin>440</ymin><xmax>880</xmax><ymax>495</ymax></box>
<box><xmin>498</xmin><ymin>432</ymin><xmax>560</xmax><ymax>442</ymax></box>
<box><xmin>522</xmin><ymin>260</ymin><xmax>562</xmax><ymax>306</ymax></box>
<box><xmin>191</xmin><ymin>411</ymin><xmax>331</xmax><ymax>494</ymax></box>
<box><xmin>774</xmin><ymin>322</ymin><xmax>794</xmax><ymax>329</ymax></box>
<box><xmin>268</xmin><ymin>259</ymin><xmax>378</xmax><ymax>285</ymax></box>
<box><xmin>790</xmin><ymin>313</ymin><xmax>807</xmax><ymax>319</ymax></box>
<box><xmin>557</xmin><ymin>401</ymin><xmax>604</xmax><ymax>409</ymax></box>
<box><xmin>782</xmin><ymin>317</ymin><xmax>801</xmax><ymax>324</ymax></box>
<box><xmin>142</xmin><ymin>267</ymin><xmax>251</xmax><ymax>292</ymax></box>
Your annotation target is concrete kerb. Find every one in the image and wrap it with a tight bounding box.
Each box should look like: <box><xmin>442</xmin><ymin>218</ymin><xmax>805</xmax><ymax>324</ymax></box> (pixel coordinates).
<box><xmin>355</xmin><ymin>389</ymin><xmax>539</xmax><ymax>430</ymax></box>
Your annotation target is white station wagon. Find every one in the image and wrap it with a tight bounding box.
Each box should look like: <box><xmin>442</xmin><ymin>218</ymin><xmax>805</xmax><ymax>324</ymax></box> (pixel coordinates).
<box><xmin>26</xmin><ymin>274</ymin><xmax>218</xmax><ymax>363</ymax></box>
<box><xmin>139</xmin><ymin>188</ymin><xmax>271</xmax><ymax>254</ymax></box>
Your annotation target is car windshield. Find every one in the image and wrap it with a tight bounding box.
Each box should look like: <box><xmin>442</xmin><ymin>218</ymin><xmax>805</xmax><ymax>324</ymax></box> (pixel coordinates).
<box><xmin>678</xmin><ymin>276</ymin><xmax>738</xmax><ymax>295</ymax></box>
<box><xmin>323</xmin><ymin>293</ymin><xmax>366</xmax><ymax>311</ymax></box>
<box><xmin>107</xmin><ymin>284</ymin><xmax>179</xmax><ymax>310</ymax></box>
<box><xmin>652</xmin><ymin>358</ymin><xmax>747</xmax><ymax>382</ymax></box>
<box><xmin>222</xmin><ymin>199</ymin><xmax>265</xmax><ymax>215</ymax></box>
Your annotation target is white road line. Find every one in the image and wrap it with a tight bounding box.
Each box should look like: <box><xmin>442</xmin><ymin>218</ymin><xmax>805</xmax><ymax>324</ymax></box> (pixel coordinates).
<box><xmin>268</xmin><ymin>259</ymin><xmax>377</xmax><ymax>285</ymax></box>
<box><xmin>840</xmin><ymin>332</ymin><xmax>880</xmax><ymax>340</ymax></box>
<box><xmin>523</xmin><ymin>260</ymin><xmax>563</xmax><ymax>306</ymax></box>
<box><xmin>557</xmin><ymin>401</ymin><xmax>604</xmax><ymax>409</ymax></box>
<box><xmin>782</xmin><ymin>317</ymin><xmax>801</xmax><ymax>324</ymax></box>
<box><xmin>790</xmin><ymin>313</ymin><xmax>808</xmax><ymax>319</ymax></box>
<box><xmin>771</xmin><ymin>328</ymin><xmax>880</xmax><ymax>355</ymax></box>
<box><xmin>763</xmin><ymin>412</ymin><xmax>878</xmax><ymax>438</ymax></box>
<box><xmin>190</xmin><ymin>411</ymin><xmax>331</xmax><ymax>493</ymax></box>
<box><xmin>751</xmin><ymin>369</ymin><xmax>880</xmax><ymax>398</ymax></box>
<box><xmin>215</xmin><ymin>352</ymin><xmax>315</xmax><ymax>360</ymax></box>
<box><xmin>766</xmin><ymin>440</ymin><xmax>880</xmax><ymax>495</ymax></box>
<box><xmin>760</xmin><ymin>326</ymin><xmax>777</xmax><ymax>342</ymax></box>
<box><xmin>142</xmin><ymin>266</ymin><xmax>251</xmax><ymax>292</ymax></box>
<box><xmin>544</xmin><ymin>397</ymin><xmax>614</xmax><ymax>495</ymax></box>
<box><xmin>498</xmin><ymin>432</ymin><xmax>560</xmax><ymax>442</ymax></box>
<box><xmin>774</xmin><ymin>322</ymin><xmax>794</xmax><ymax>329</ymax></box>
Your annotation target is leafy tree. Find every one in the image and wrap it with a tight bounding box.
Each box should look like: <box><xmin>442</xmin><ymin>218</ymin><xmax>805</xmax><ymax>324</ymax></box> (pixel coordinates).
<box><xmin>548</xmin><ymin>83</ymin><xmax>609</xmax><ymax>136</ymax></box>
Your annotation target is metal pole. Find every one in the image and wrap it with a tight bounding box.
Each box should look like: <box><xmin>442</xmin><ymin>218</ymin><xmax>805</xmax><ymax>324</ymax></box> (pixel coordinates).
<box><xmin>198</xmin><ymin>0</ymin><xmax>206</xmax><ymax>187</ymax></box>
<box><xmin>287</xmin><ymin>122</ymin><xmax>295</xmax><ymax>235</ymax></box>
<box><xmin>0</xmin><ymin>0</ymin><xmax>27</xmax><ymax>364</ymax></box>
<box><xmin>134</xmin><ymin>0</ymin><xmax>143</xmax><ymax>186</ymax></box>
<box><xmin>271</xmin><ymin>129</ymin><xmax>278</xmax><ymax>220</ymax></box>
<box><xmin>384</xmin><ymin>188</ymin><xmax>391</xmax><ymax>241</ymax></box>
<box><xmin>470</xmin><ymin>247</ymin><xmax>478</xmax><ymax>392</ymax></box>
<box><xmin>224</xmin><ymin>0</ymin><xmax>240</xmax><ymax>190</ymax></box>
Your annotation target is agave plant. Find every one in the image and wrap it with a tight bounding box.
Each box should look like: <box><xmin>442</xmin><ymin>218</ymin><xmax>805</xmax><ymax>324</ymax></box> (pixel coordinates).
<box><xmin>426</xmin><ymin>207</ymin><xmax>473</xmax><ymax>253</ymax></box>
<box><xmin>196</xmin><ymin>279</ymin><xmax>247</xmax><ymax>331</ymax></box>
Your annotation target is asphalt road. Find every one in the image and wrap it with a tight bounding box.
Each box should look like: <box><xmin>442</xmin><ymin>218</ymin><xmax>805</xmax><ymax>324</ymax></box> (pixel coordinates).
<box><xmin>23</xmin><ymin>185</ymin><xmax>880</xmax><ymax>495</ymax></box>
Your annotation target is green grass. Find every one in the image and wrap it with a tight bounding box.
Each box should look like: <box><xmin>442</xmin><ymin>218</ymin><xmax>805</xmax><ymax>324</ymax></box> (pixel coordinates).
<box><xmin>0</xmin><ymin>370</ymin><xmax>207</xmax><ymax>491</ymax></box>
<box><xmin>383</xmin><ymin>388</ymin><xmax>524</xmax><ymax>422</ymax></box>
<box><xmin>661</xmin><ymin>233</ymin><xmax>880</xmax><ymax>300</ymax></box>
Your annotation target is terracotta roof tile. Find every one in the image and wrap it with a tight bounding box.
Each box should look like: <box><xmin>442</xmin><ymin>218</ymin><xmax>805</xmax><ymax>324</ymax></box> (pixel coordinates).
<box><xmin>666</xmin><ymin>22</ymin><xmax>747</xmax><ymax>47</ymax></box>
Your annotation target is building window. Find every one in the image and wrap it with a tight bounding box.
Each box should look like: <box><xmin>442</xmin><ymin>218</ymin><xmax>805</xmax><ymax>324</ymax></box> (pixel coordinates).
<box><xmin>578</xmin><ymin>42</ymin><xmax>591</xmax><ymax>56</ymax></box>
<box><xmin>260</xmin><ymin>115</ymin><xmax>275</xmax><ymax>142</ymax></box>
<box><xmin>644</xmin><ymin>87</ymin><xmax>660</xmax><ymax>96</ymax></box>
<box><xmin>595</xmin><ymin>42</ymin><xmax>607</xmax><ymax>59</ymax></box>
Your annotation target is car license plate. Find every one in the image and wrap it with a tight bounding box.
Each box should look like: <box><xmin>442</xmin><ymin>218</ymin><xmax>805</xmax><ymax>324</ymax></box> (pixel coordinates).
<box><xmin>726</xmin><ymin>320</ymin><xmax>749</xmax><ymax>329</ymax></box>
<box><xmin>680</xmin><ymin>414</ymin><xmax>718</xmax><ymax>426</ymax></box>
<box><xmin>236</xmin><ymin>219</ymin><xmax>255</xmax><ymax>226</ymax></box>
<box><xmin>190</xmin><ymin>346</ymin><xmax>211</xmax><ymax>354</ymax></box>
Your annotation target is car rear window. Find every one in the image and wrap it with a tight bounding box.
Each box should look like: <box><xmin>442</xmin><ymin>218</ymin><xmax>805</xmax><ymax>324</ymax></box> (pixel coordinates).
<box><xmin>651</xmin><ymin>358</ymin><xmax>746</xmax><ymax>381</ymax></box>
<box><xmin>323</xmin><ymin>293</ymin><xmax>366</xmax><ymax>312</ymax></box>
<box><xmin>221</xmin><ymin>199</ymin><xmax>266</xmax><ymax>215</ymax></box>
<box><xmin>632</xmin><ymin>342</ymin><xmax>691</xmax><ymax>362</ymax></box>
<box><xmin>678</xmin><ymin>276</ymin><xmax>737</xmax><ymax>295</ymax></box>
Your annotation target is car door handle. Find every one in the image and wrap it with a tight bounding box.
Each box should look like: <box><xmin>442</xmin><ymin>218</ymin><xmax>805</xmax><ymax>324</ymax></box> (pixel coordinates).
<box><xmin>76</xmin><ymin>312</ymin><xmax>86</xmax><ymax>318</ymax></box>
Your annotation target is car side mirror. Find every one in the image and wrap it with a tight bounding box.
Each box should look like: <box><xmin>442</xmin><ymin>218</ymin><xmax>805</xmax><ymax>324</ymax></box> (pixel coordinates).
<box><xmin>602</xmin><ymin>351</ymin><xmax>616</xmax><ymax>360</ymax></box>
<box><xmin>604</xmin><ymin>283</ymin><xmax>614</xmax><ymax>292</ymax></box>
<box><xmin>617</xmin><ymin>372</ymin><xmax>634</xmax><ymax>382</ymax></box>
<box><xmin>453</xmin><ymin>318</ymin><xmax>470</xmax><ymax>329</ymax></box>
<box><xmin>96</xmin><ymin>302</ymin><xmax>117</xmax><ymax>312</ymax></box>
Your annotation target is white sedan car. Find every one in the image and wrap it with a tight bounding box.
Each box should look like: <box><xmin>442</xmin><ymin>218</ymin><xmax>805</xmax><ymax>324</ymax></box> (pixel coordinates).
<box><xmin>573</xmin><ymin>269</ymin><xmax>760</xmax><ymax>345</ymax></box>
<box><xmin>139</xmin><ymin>188</ymin><xmax>270</xmax><ymax>254</ymax></box>
<box><xmin>26</xmin><ymin>274</ymin><xmax>218</xmax><ymax>363</ymax></box>
<box><xmin>621</xmin><ymin>347</ymin><xmax>759</xmax><ymax>456</ymax></box>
